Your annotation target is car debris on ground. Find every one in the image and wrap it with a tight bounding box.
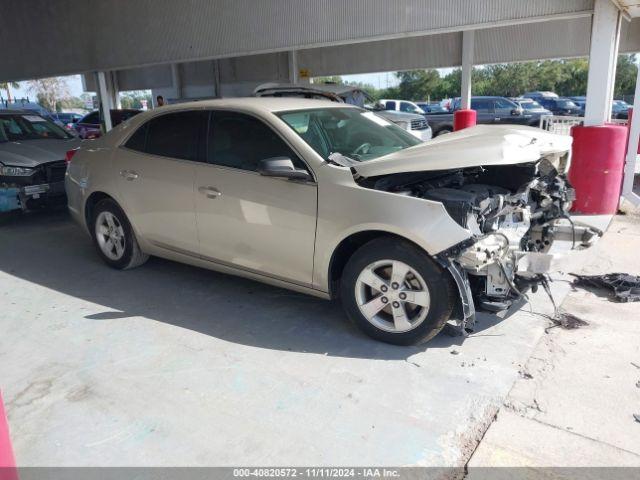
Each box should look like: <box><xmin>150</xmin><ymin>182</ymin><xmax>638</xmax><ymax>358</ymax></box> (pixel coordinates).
<box><xmin>570</xmin><ymin>273</ymin><xmax>640</xmax><ymax>302</ymax></box>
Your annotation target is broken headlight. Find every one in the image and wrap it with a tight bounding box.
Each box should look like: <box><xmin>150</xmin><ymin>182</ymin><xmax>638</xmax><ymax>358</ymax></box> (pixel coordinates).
<box><xmin>0</xmin><ymin>164</ymin><xmax>34</xmax><ymax>176</ymax></box>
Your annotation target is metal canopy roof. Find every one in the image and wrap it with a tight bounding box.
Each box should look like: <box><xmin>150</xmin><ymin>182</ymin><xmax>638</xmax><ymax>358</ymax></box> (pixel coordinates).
<box><xmin>613</xmin><ymin>0</ymin><xmax>640</xmax><ymax>17</ymax></box>
<box><xmin>0</xmin><ymin>0</ymin><xmax>598</xmax><ymax>82</ymax></box>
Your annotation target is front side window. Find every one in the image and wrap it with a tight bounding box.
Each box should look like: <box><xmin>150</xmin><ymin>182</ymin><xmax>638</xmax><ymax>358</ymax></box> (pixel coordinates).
<box><xmin>494</xmin><ymin>98</ymin><xmax>515</xmax><ymax>110</ymax></box>
<box><xmin>470</xmin><ymin>99</ymin><xmax>493</xmax><ymax>113</ymax></box>
<box><xmin>277</xmin><ymin>107</ymin><xmax>421</xmax><ymax>163</ymax></box>
<box><xmin>207</xmin><ymin>111</ymin><xmax>304</xmax><ymax>172</ymax></box>
<box><xmin>143</xmin><ymin>111</ymin><xmax>205</xmax><ymax>161</ymax></box>
<box><xmin>400</xmin><ymin>102</ymin><xmax>424</xmax><ymax>114</ymax></box>
<box><xmin>0</xmin><ymin>114</ymin><xmax>72</xmax><ymax>142</ymax></box>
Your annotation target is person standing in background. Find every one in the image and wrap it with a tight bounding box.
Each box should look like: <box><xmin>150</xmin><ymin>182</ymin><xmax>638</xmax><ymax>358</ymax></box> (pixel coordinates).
<box><xmin>156</xmin><ymin>95</ymin><xmax>165</xmax><ymax>107</ymax></box>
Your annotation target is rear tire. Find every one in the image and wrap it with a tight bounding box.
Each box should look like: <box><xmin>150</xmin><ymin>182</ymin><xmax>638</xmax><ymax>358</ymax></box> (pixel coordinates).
<box><xmin>91</xmin><ymin>199</ymin><xmax>148</xmax><ymax>270</ymax></box>
<box><xmin>340</xmin><ymin>237</ymin><xmax>455</xmax><ymax>345</ymax></box>
<box><xmin>436</xmin><ymin>127</ymin><xmax>453</xmax><ymax>136</ymax></box>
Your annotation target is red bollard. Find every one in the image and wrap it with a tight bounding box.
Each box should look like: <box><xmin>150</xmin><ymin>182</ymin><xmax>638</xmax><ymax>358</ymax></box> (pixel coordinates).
<box><xmin>569</xmin><ymin>124</ymin><xmax>627</xmax><ymax>214</ymax></box>
<box><xmin>0</xmin><ymin>391</ymin><xmax>17</xmax><ymax>480</ymax></box>
<box><xmin>453</xmin><ymin>109</ymin><xmax>477</xmax><ymax>131</ymax></box>
<box><xmin>625</xmin><ymin>107</ymin><xmax>640</xmax><ymax>154</ymax></box>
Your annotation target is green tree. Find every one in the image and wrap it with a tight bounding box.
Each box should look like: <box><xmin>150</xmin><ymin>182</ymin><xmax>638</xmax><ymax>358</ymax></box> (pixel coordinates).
<box><xmin>614</xmin><ymin>54</ymin><xmax>638</xmax><ymax>98</ymax></box>
<box><xmin>395</xmin><ymin>70</ymin><xmax>441</xmax><ymax>101</ymax></box>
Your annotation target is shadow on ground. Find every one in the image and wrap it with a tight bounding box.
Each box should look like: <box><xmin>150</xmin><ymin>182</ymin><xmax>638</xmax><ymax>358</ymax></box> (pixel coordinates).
<box><xmin>0</xmin><ymin>210</ymin><xmax>506</xmax><ymax>360</ymax></box>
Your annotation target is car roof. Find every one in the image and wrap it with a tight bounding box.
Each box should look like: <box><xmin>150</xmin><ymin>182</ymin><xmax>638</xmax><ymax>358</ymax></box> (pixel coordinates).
<box><xmin>0</xmin><ymin>109</ymin><xmax>40</xmax><ymax>115</ymax></box>
<box><xmin>152</xmin><ymin>97</ymin><xmax>358</xmax><ymax>114</ymax></box>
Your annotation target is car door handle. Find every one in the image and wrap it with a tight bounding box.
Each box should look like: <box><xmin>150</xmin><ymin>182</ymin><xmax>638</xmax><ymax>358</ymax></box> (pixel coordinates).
<box><xmin>198</xmin><ymin>186</ymin><xmax>222</xmax><ymax>198</ymax></box>
<box><xmin>120</xmin><ymin>170</ymin><xmax>139</xmax><ymax>181</ymax></box>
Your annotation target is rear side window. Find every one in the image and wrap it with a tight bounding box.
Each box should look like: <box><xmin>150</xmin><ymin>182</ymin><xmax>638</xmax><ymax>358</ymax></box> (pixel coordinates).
<box><xmin>384</xmin><ymin>101</ymin><xmax>396</xmax><ymax>110</ymax></box>
<box><xmin>207</xmin><ymin>111</ymin><xmax>304</xmax><ymax>172</ymax></box>
<box><xmin>137</xmin><ymin>111</ymin><xmax>206</xmax><ymax>161</ymax></box>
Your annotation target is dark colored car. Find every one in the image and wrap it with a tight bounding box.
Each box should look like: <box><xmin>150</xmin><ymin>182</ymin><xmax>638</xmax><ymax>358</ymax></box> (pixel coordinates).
<box><xmin>568</xmin><ymin>96</ymin><xmax>586</xmax><ymax>110</ymax></box>
<box><xmin>536</xmin><ymin>97</ymin><xmax>583</xmax><ymax>116</ymax></box>
<box><xmin>74</xmin><ymin>109</ymin><xmax>141</xmax><ymax>139</ymax></box>
<box><xmin>0</xmin><ymin>110</ymin><xmax>81</xmax><ymax>212</ymax></box>
<box><xmin>425</xmin><ymin>96</ymin><xmax>531</xmax><ymax>136</ymax></box>
<box><xmin>611</xmin><ymin>100</ymin><xmax>630</xmax><ymax>119</ymax></box>
<box><xmin>52</xmin><ymin>112</ymin><xmax>83</xmax><ymax>129</ymax></box>
<box><xmin>416</xmin><ymin>102</ymin><xmax>449</xmax><ymax>113</ymax></box>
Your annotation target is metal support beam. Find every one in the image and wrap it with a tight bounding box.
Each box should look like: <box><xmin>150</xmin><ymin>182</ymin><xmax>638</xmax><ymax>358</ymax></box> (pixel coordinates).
<box><xmin>460</xmin><ymin>30</ymin><xmax>474</xmax><ymax>110</ymax></box>
<box><xmin>213</xmin><ymin>59</ymin><xmax>221</xmax><ymax>98</ymax></box>
<box><xmin>96</xmin><ymin>71</ymin><xmax>113</xmax><ymax>132</ymax></box>
<box><xmin>108</xmin><ymin>71</ymin><xmax>121</xmax><ymax>109</ymax></box>
<box><xmin>288</xmin><ymin>50</ymin><xmax>299</xmax><ymax>84</ymax></box>
<box><xmin>622</xmin><ymin>65</ymin><xmax>640</xmax><ymax>206</ymax></box>
<box><xmin>584</xmin><ymin>0</ymin><xmax>622</xmax><ymax>126</ymax></box>
<box><xmin>171</xmin><ymin>63</ymin><xmax>183</xmax><ymax>101</ymax></box>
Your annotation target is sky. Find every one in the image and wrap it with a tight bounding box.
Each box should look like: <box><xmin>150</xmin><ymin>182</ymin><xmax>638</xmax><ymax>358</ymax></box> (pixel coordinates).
<box><xmin>9</xmin><ymin>75</ymin><xmax>85</xmax><ymax>100</ymax></box>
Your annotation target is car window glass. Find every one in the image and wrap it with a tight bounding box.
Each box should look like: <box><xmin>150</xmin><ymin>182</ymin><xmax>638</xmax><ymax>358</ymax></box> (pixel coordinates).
<box><xmin>384</xmin><ymin>101</ymin><xmax>395</xmax><ymax>110</ymax></box>
<box><xmin>400</xmin><ymin>102</ymin><xmax>415</xmax><ymax>113</ymax></box>
<box><xmin>145</xmin><ymin>111</ymin><xmax>204</xmax><ymax>161</ymax></box>
<box><xmin>470</xmin><ymin>99</ymin><xmax>492</xmax><ymax>113</ymax></box>
<box><xmin>81</xmin><ymin>112</ymin><xmax>99</xmax><ymax>124</ymax></box>
<box><xmin>494</xmin><ymin>98</ymin><xmax>515</xmax><ymax>110</ymax></box>
<box><xmin>207</xmin><ymin>111</ymin><xmax>305</xmax><ymax>172</ymax></box>
<box><xmin>124</xmin><ymin>123</ymin><xmax>148</xmax><ymax>152</ymax></box>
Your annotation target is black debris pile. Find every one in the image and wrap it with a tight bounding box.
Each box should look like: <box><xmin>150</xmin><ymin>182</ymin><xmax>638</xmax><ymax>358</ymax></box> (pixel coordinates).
<box><xmin>539</xmin><ymin>277</ymin><xmax>590</xmax><ymax>332</ymax></box>
<box><xmin>571</xmin><ymin>273</ymin><xmax>640</xmax><ymax>303</ymax></box>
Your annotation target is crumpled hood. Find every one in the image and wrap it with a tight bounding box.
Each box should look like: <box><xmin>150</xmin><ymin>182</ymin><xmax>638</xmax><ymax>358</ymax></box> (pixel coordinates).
<box><xmin>0</xmin><ymin>138</ymin><xmax>81</xmax><ymax>167</ymax></box>
<box><xmin>353</xmin><ymin>124</ymin><xmax>572</xmax><ymax>178</ymax></box>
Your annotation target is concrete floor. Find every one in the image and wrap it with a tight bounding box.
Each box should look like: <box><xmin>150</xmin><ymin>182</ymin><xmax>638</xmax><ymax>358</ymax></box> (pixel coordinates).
<box><xmin>0</xmin><ymin>210</ymin><xmax>601</xmax><ymax>466</ymax></box>
<box><xmin>469</xmin><ymin>202</ymin><xmax>640</xmax><ymax>469</ymax></box>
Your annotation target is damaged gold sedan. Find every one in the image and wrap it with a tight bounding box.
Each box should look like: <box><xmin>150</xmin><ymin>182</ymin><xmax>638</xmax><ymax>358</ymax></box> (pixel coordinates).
<box><xmin>66</xmin><ymin>99</ymin><xmax>600</xmax><ymax>345</ymax></box>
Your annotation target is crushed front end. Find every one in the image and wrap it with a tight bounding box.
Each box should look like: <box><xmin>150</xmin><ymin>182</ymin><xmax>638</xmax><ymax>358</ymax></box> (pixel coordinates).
<box><xmin>362</xmin><ymin>150</ymin><xmax>602</xmax><ymax>334</ymax></box>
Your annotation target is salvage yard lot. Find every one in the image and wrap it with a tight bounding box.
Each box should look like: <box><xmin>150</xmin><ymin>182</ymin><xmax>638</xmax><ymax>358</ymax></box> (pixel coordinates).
<box><xmin>0</xmin><ymin>209</ymin><xmax>581</xmax><ymax>466</ymax></box>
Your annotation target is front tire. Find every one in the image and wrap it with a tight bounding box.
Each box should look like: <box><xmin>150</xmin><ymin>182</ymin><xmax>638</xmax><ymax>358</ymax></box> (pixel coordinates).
<box><xmin>91</xmin><ymin>199</ymin><xmax>148</xmax><ymax>270</ymax></box>
<box><xmin>436</xmin><ymin>127</ymin><xmax>452</xmax><ymax>137</ymax></box>
<box><xmin>340</xmin><ymin>238</ymin><xmax>455</xmax><ymax>345</ymax></box>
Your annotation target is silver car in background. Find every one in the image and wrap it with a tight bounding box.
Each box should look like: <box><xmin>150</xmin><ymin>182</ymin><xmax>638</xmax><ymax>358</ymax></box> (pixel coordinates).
<box><xmin>66</xmin><ymin>98</ymin><xmax>598</xmax><ymax>345</ymax></box>
<box><xmin>0</xmin><ymin>110</ymin><xmax>80</xmax><ymax>212</ymax></box>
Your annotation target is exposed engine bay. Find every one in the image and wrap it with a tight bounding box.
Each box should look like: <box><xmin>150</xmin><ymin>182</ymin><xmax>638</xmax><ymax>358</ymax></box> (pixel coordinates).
<box><xmin>358</xmin><ymin>152</ymin><xmax>602</xmax><ymax>333</ymax></box>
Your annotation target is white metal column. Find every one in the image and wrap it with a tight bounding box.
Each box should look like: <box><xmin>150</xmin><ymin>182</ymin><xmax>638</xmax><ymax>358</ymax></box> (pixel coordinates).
<box><xmin>96</xmin><ymin>71</ymin><xmax>113</xmax><ymax>132</ymax></box>
<box><xmin>109</xmin><ymin>71</ymin><xmax>121</xmax><ymax>109</ymax></box>
<box><xmin>622</xmin><ymin>65</ymin><xmax>640</xmax><ymax>206</ymax></box>
<box><xmin>584</xmin><ymin>0</ymin><xmax>622</xmax><ymax>126</ymax></box>
<box><xmin>288</xmin><ymin>50</ymin><xmax>299</xmax><ymax>84</ymax></box>
<box><xmin>460</xmin><ymin>30</ymin><xmax>474</xmax><ymax>110</ymax></box>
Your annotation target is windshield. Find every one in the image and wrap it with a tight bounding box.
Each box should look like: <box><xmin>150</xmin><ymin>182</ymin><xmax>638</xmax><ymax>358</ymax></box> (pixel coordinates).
<box><xmin>277</xmin><ymin>107</ymin><xmax>421</xmax><ymax>162</ymax></box>
<box><xmin>0</xmin><ymin>114</ymin><xmax>72</xmax><ymax>142</ymax></box>
<box><xmin>521</xmin><ymin>101</ymin><xmax>542</xmax><ymax>110</ymax></box>
<box><xmin>556</xmin><ymin>99</ymin><xmax>578</xmax><ymax>108</ymax></box>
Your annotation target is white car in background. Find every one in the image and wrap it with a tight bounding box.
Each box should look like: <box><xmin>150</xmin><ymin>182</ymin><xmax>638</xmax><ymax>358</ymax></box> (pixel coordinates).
<box><xmin>66</xmin><ymin>98</ymin><xmax>598</xmax><ymax>345</ymax></box>
<box><xmin>254</xmin><ymin>83</ymin><xmax>432</xmax><ymax>141</ymax></box>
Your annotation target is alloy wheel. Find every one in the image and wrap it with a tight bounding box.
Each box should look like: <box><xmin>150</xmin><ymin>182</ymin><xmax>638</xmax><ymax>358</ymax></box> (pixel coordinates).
<box><xmin>95</xmin><ymin>211</ymin><xmax>126</xmax><ymax>261</ymax></box>
<box><xmin>354</xmin><ymin>259</ymin><xmax>431</xmax><ymax>333</ymax></box>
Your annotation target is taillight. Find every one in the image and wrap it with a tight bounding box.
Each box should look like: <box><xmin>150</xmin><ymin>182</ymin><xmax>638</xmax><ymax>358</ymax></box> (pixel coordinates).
<box><xmin>65</xmin><ymin>148</ymin><xmax>79</xmax><ymax>164</ymax></box>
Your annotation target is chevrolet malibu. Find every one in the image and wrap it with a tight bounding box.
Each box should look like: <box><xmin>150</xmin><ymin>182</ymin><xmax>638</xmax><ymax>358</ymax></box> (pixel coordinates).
<box><xmin>66</xmin><ymin>98</ymin><xmax>598</xmax><ymax>345</ymax></box>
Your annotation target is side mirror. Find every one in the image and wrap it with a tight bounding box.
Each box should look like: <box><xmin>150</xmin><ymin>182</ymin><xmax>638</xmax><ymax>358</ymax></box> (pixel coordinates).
<box><xmin>258</xmin><ymin>157</ymin><xmax>312</xmax><ymax>181</ymax></box>
<box><xmin>511</xmin><ymin>108</ymin><xmax>523</xmax><ymax>116</ymax></box>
